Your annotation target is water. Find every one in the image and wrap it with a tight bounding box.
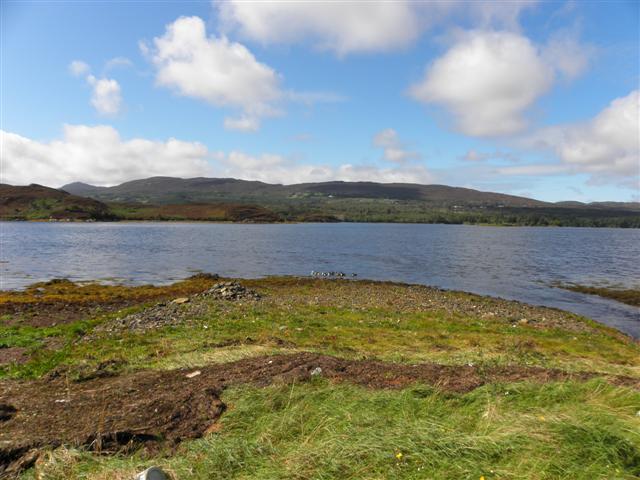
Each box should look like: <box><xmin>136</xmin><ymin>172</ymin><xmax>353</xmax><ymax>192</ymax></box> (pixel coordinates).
<box><xmin>2</xmin><ymin>222</ymin><xmax>639</xmax><ymax>337</ymax></box>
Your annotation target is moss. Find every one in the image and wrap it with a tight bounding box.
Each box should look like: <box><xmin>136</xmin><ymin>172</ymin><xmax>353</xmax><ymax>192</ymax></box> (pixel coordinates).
<box><xmin>559</xmin><ymin>284</ymin><xmax>640</xmax><ymax>307</ymax></box>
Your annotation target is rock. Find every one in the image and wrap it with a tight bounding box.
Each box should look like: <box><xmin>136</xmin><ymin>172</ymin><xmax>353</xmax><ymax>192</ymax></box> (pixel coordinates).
<box><xmin>518</xmin><ymin>318</ymin><xmax>529</xmax><ymax>325</ymax></box>
<box><xmin>172</xmin><ymin>297</ymin><xmax>190</xmax><ymax>304</ymax></box>
<box><xmin>135</xmin><ymin>466</ymin><xmax>169</xmax><ymax>480</ymax></box>
<box><xmin>204</xmin><ymin>282</ymin><xmax>261</xmax><ymax>301</ymax></box>
<box><xmin>310</xmin><ymin>367</ymin><xmax>322</xmax><ymax>376</ymax></box>
<box><xmin>185</xmin><ymin>370</ymin><xmax>201</xmax><ymax>379</ymax></box>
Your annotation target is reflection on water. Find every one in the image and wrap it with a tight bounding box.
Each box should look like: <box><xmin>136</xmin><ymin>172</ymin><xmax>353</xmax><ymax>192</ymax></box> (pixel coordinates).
<box><xmin>1</xmin><ymin>222</ymin><xmax>639</xmax><ymax>337</ymax></box>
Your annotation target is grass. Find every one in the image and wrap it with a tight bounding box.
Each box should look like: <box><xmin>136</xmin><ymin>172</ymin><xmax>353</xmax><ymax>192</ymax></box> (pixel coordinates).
<box><xmin>21</xmin><ymin>379</ymin><xmax>640</xmax><ymax>479</ymax></box>
<box><xmin>2</xmin><ymin>279</ymin><xmax>639</xmax><ymax>379</ymax></box>
<box><xmin>3</xmin><ymin>277</ymin><xmax>640</xmax><ymax>478</ymax></box>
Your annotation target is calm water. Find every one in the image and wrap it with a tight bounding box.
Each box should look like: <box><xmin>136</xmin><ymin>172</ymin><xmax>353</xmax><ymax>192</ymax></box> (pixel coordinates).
<box><xmin>2</xmin><ymin>222</ymin><xmax>639</xmax><ymax>337</ymax></box>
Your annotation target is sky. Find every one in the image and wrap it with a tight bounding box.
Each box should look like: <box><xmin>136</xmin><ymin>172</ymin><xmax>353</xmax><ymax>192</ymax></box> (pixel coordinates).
<box><xmin>1</xmin><ymin>0</ymin><xmax>638</xmax><ymax>202</ymax></box>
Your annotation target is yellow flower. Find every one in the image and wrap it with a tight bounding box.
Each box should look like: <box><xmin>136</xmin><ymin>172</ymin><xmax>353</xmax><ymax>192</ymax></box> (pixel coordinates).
<box><xmin>395</xmin><ymin>452</ymin><xmax>403</xmax><ymax>460</ymax></box>
<box><xmin>480</xmin><ymin>477</ymin><xmax>485</xmax><ymax>480</ymax></box>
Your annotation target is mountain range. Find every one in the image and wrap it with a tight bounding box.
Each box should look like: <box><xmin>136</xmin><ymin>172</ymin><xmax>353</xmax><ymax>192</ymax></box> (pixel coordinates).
<box><xmin>1</xmin><ymin>178</ymin><xmax>638</xmax><ymax>226</ymax></box>
<box><xmin>62</xmin><ymin>177</ymin><xmax>639</xmax><ymax>210</ymax></box>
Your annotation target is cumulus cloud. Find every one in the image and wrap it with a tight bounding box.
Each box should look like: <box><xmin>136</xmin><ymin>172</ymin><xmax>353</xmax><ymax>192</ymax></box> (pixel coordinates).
<box><xmin>373</xmin><ymin>129</ymin><xmax>419</xmax><ymax>163</ymax></box>
<box><xmin>217</xmin><ymin>1</ymin><xmax>423</xmax><ymax>56</ymax></box>
<box><xmin>69</xmin><ymin>60</ymin><xmax>123</xmax><ymax>115</ymax></box>
<box><xmin>1</xmin><ymin>126</ymin><xmax>436</xmax><ymax>187</ymax></box>
<box><xmin>409</xmin><ymin>30</ymin><xmax>554</xmax><ymax>137</ymax></box>
<box><xmin>215</xmin><ymin>151</ymin><xmax>435</xmax><ymax>184</ymax></box>
<box><xmin>86</xmin><ymin>75</ymin><xmax>122</xmax><ymax>116</ymax></box>
<box><xmin>531</xmin><ymin>90</ymin><xmax>639</xmax><ymax>181</ymax></box>
<box><xmin>409</xmin><ymin>28</ymin><xmax>594</xmax><ymax>138</ymax></box>
<box><xmin>68</xmin><ymin>60</ymin><xmax>90</xmax><ymax>77</ymax></box>
<box><xmin>493</xmin><ymin>91</ymin><xmax>639</xmax><ymax>188</ymax></box>
<box><xmin>142</xmin><ymin>16</ymin><xmax>283</xmax><ymax>131</ymax></box>
<box><xmin>0</xmin><ymin>125</ymin><xmax>211</xmax><ymax>187</ymax></box>
<box><xmin>216</xmin><ymin>0</ymin><xmax>537</xmax><ymax>55</ymax></box>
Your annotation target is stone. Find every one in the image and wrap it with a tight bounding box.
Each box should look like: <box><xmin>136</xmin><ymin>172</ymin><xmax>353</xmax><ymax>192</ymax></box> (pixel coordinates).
<box><xmin>135</xmin><ymin>467</ymin><xmax>168</xmax><ymax>480</ymax></box>
<box><xmin>172</xmin><ymin>297</ymin><xmax>190</xmax><ymax>304</ymax></box>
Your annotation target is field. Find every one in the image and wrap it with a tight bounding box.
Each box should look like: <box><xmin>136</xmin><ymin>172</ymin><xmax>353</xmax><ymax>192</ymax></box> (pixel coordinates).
<box><xmin>1</xmin><ymin>276</ymin><xmax>639</xmax><ymax>479</ymax></box>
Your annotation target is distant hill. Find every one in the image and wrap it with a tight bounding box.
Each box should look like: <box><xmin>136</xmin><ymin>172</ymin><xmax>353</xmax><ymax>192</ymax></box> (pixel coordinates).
<box><xmin>0</xmin><ymin>184</ymin><xmax>113</xmax><ymax>220</ymax></box>
<box><xmin>63</xmin><ymin>177</ymin><xmax>550</xmax><ymax>207</ymax></box>
<box><xmin>3</xmin><ymin>179</ymin><xmax>638</xmax><ymax>227</ymax></box>
<box><xmin>0</xmin><ymin>183</ymin><xmax>283</xmax><ymax>223</ymax></box>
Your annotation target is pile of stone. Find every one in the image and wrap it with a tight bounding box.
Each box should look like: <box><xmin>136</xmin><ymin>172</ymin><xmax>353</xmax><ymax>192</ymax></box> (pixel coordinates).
<box><xmin>94</xmin><ymin>299</ymin><xmax>208</xmax><ymax>334</ymax></box>
<box><xmin>202</xmin><ymin>282</ymin><xmax>261</xmax><ymax>301</ymax></box>
<box><xmin>90</xmin><ymin>281</ymin><xmax>260</xmax><ymax>336</ymax></box>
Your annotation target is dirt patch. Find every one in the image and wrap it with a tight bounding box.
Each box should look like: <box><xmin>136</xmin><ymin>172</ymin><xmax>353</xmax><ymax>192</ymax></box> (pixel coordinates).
<box><xmin>0</xmin><ymin>348</ymin><xmax>28</xmax><ymax>366</ymax></box>
<box><xmin>2</xmin><ymin>352</ymin><xmax>636</xmax><ymax>477</ymax></box>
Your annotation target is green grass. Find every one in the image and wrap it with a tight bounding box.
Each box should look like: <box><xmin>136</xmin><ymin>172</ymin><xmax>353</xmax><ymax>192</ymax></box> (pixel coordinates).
<box><xmin>5</xmin><ymin>278</ymin><xmax>640</xmax><ymax>479</ymax></box>
<box><xmin>23</xmin><ymin>379</ymin><xmax>640</xmax><ymax>479</ymax></box>
<box><xmin>3</xmin><ymin>298</ymin><xmax>639</xmax><ymax>380</ymax></box>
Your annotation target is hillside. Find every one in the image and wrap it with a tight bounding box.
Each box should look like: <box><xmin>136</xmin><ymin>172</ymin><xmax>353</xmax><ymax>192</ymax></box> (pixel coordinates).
<box><xmin>109</xmin><ymin>202</ymin><xmax>283</xmax><ymax>222</ymax></box>
<box><xmin>0</xmin><ymin>184</ymin><xmax>113</xmax><ymax>221</ymax></box>
<box><xmin>3</xmin><ymin>181</ymin><xmax>639</xmax><ymax>226</ymax></box>
<box><xmin>63</xmin><ymin>177</ymin><xmax>549</xmax><ymax>207</ymax></box>
<box><xmin>0</xmin><ymin>184</ymin><xmax>283</xmax><ymax>223</ymax></box>
<box><xmin>60</xmin><ymin>177</ymin><xmax>640</xmax><ymax>227</ymax></box>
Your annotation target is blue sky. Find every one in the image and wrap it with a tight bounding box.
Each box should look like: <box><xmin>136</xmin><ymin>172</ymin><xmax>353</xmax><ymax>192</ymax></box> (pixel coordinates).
<box><xmin>1</xmin><ymin>0</ymin><xmax>638</xmax><ymax>202</ymax></box>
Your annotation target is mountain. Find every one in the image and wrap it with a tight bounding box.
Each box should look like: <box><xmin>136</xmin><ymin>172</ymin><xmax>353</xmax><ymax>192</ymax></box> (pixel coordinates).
<box><xmin>0</xmin><ymin>184</ymin><xmax>113</xmax><ymax>220</ymax></box>
<box><xmin>62</xmin><ymin>177</ymin><xmax>549</xmax><ymax>207</ymax></box>
<box><xmin>0</xmin><ymin>183</ymin><xmax>283</xmax><ymax>223</ymax></box>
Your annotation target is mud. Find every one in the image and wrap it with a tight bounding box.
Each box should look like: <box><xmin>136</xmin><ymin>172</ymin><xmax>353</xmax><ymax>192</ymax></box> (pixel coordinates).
<box><xmin>0</xmin><ymin>348</ymin><xmax>28</xmax><ymax>366</ymax></box>
<box><xmin>2</xmin><ymin>352</ymin><xmax>637</xmax><ymax>477</ymax></box>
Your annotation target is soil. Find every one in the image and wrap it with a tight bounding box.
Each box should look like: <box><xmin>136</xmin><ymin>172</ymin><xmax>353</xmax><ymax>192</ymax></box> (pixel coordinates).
<box><xmin>0</xmin><ymin>300</ymin><xmax>138</xmax><ymax>328</ymax></box>
<box><xmin>2</xmin><ymin>352</ymin><xmax>637</xmax><ymax>477</ymax></box>
<box><xmin>0</xmin><ymin>348</ymin><xmax>28</xmax><ymax>366</ymax></box>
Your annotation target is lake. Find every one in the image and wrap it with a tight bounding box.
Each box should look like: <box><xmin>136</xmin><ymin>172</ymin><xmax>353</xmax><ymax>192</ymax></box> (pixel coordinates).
<box><xmin>1</xmin><ymin>222</ymin><xmax>639</xmax><ymax>337</ymax></box>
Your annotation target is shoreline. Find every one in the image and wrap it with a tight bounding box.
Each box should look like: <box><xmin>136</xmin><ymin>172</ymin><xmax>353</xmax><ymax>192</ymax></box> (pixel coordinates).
<box><xmin>2</xmin><ymin>275</ymin><xmax>639</xmax><ymax>478</ymax></box>
<box><xmin>2</xmin><ymin>218</ymin><xmax>640</xmax><ymax>228</ymax></box>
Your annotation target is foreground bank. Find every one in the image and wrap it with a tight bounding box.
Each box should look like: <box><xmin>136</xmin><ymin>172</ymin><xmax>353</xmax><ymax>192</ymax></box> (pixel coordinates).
<box><xmin>1</xmin><ymin>276</ymin><xmax>639</xmax><ymax>479</ymax></box>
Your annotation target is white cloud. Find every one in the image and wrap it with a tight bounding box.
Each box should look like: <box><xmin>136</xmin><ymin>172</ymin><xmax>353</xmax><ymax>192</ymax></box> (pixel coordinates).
<box><xmin>217</xmin><ymin>1</ymin><xmax>424</xmax><ymax>56</ymax></box>
<box><xmin>542</xmin><ymin>29</ymin><xmax>594</xmax><ymax>80</ymax></box>
<box><xmin>531</xmin><ymin>90</ymin><xmax>640</xmax><ymax>181</ymax></box>
<box><xmin>409</xmin><ymin>28</ymin><xmax>594</xmax><ymax>138</ymax></box>
<box><xmin>216</xmin><ymin>151</ymin><xmax>435</xmax><ymax>184</ymax></box>
<box><xmin>1</xmin><ymin>126</ymin><xmax>436</xmax><ymax>188</ymax></box>
<box><xmin>223</xmin><ymin>115</ymin><xmax>260</xmax><ymax>133</ymax></box>
<box><xmin>215</xmin><ymin>1</ymin><xmax>538</xmax><ymax>56</ymax></box>
<box><xmin>69</xmin><ymin>60</ymin><xmax>123</xmax><ymax>115</ymax></box>
<box><xmin>86</xmin><ymin>75</ymin><xmax>123</xmax><ymax>116</ymax></box>
<box><xmin>409</xmin><ymin>30</ymin><xmax>554</xmax><ymax>137</ymax></box>
<box><xmin>104</xmin><ymin>56</ymin><xmax>133</xmax><ymax>71</ymax></box>
<box><xmin>142</xmin><ymin>16</ymin><xmax>283</xmax><ymax>131</ymax></box>
<box><xmin>492</xmin><ymin>91</ymin><xmax>639</xmax><ymax>189</ymax></box>
<box><xmin>373</xmin><ymin>129</ymin><xmax>419</xmax><ymax>163</ymax></box>
<box><xmin>69</xmin><ymin>60</ymin><xmax>90</xmax><ymax>77</ymax></box>
<box><xmin>461</xmin><ymin>149</ymin><xmax>520</xmax><ymax>162</ymax></box>
<box><xmin>464</xmin><ymin>0</ymin><xmax>538</xmax><ymax>31</ymax></box>
<box><xmin>1</xmin><ymin>125</ymin><xmax>211</xmax><ymax>187</ymax></box>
